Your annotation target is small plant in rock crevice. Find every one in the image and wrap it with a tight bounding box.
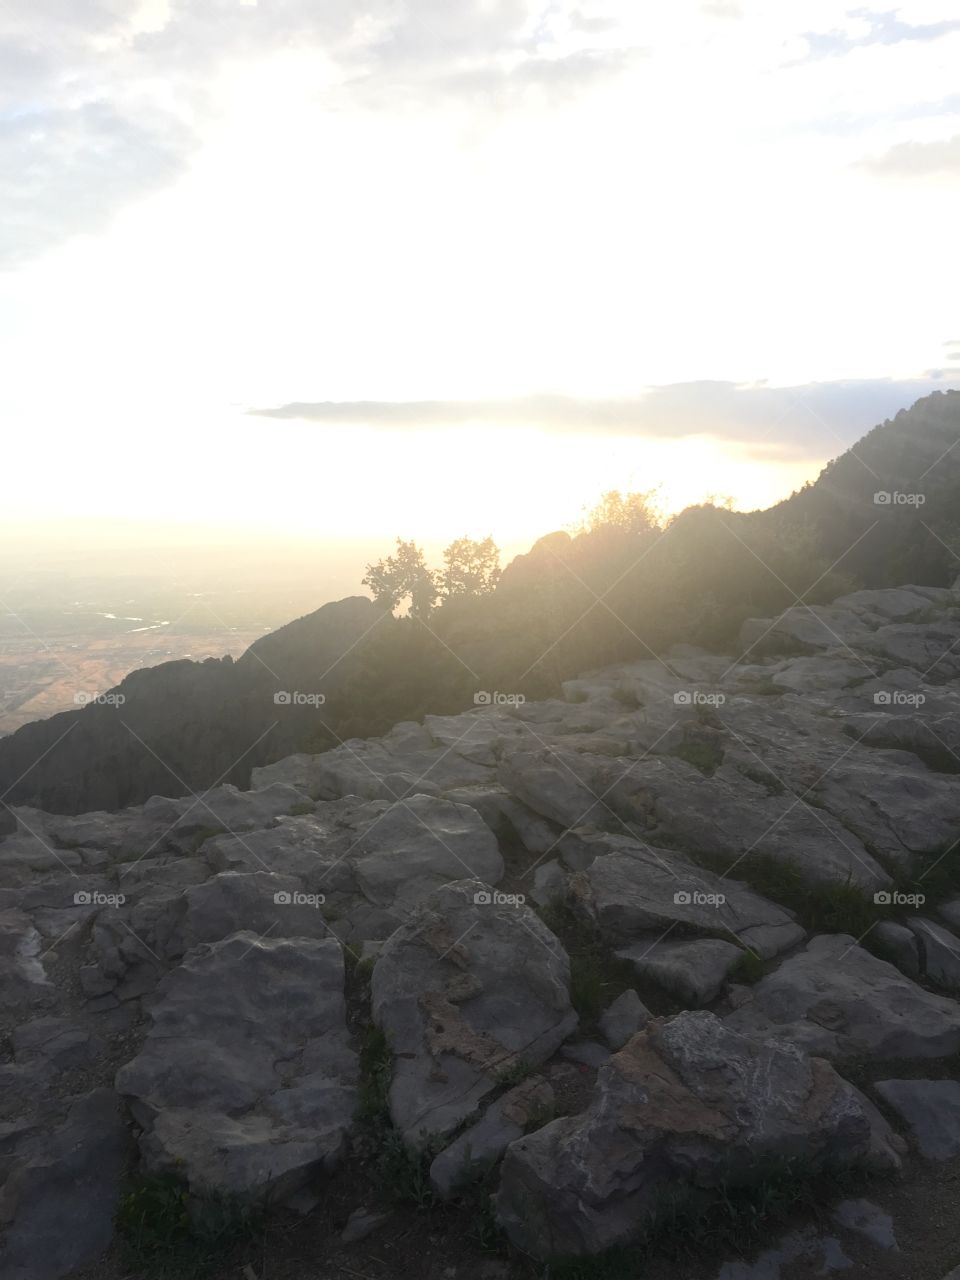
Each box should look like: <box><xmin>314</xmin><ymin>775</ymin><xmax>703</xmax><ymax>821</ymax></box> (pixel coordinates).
<box><xmin>115</xmin><ymin>1171</ymin><xmax>263</xmax><ymax>1280</ymax></box>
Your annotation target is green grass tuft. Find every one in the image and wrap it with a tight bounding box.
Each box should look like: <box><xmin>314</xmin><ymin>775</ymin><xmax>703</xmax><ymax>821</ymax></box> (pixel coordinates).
<box><xmin>115</xmin><ymin>1172</ymin><xmax>262</xmax><ymax>1280</ymax></box>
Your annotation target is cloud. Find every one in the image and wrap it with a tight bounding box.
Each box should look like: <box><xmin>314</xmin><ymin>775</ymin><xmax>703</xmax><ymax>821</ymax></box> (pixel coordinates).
<box><xmin>801</xmin><ymin>9</ymin><xmax>960</xmax><ymax>59</ymax></box>
<box><xmin>861</xmin><ymin>132</ymin><xmax>960</xmax><ymax>175</ymax></box>
<box><xmin>429</xmin><ymin>44</ymin><xmax>640</xmax><ymax>103</ymax></box>
<box><xmin>251</xmin><ymin>377</ymin><xmax>960</xmax><ymax>459</ymax></box>
<box><xmin>0</xmin><ymin>0</ymin><xmax>636</xmax><ymax>266</ymax></box>
<box><xmin>0</xmin><ymin>101</ymin><xmax>195</xmax><ymax>268</ymax></box>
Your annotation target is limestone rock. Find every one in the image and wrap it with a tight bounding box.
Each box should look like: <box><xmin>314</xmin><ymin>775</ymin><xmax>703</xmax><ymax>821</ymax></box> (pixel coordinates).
<box><xmin>616</xmin><ymin>938</ymin><xmax>743</xmax><ymax>1006</ymax></box>
<box><xmin>726</xmin><ymin>935</ymin><xmax>960</xmax><ymax>1060</ymax></box>
<box><xmin>429</xmin><ymin>1077</ymin><xmax>554</xmax><ymax>1199</ymax></box>
<box><xmin>116</xmin><ymin>932</ymin><xmax>356</xmax><ymax>1201</ymax></box>
<box><xmin>597</xmin><ymin>989</ymin><xmax>651</xmax><ymax>1050</ymax></box>
<box><xmin>0</xmin><ymin>1089</ymin><xmax>130</xmax><ymax>1280</ymax></box>
<box><xmin>494</xmin><ymin>1011</ymin><xmax>900</xmax><ymax>1259</ymax></box>
<box><xmin>371</xmin><ymin>880</ymin><xmax>576</xmax><ymax>1147</ymax></box>
<box><xmin>874</xmin><ymin>1079</ymin><xmax>960</xmax><ymax>1160</ymax></box>
<box><xmin>576</xmin><ymin>834</ymin><xmax>804</xmax><ymax>958</ymax></box>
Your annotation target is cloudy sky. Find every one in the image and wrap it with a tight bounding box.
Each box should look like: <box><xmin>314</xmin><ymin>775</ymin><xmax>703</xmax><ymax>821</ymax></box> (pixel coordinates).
<box><xmin>2</xmin><ymin>0</ymin><xmax>959</xmax><ymax>551</ymax></box>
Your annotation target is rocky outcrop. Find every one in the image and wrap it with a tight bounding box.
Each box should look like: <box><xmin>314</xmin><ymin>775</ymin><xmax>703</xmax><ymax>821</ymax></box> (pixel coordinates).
<box><xmin>573</xmin><ymin>834</ymin><xmax>804</xmax><ymax>958</ymax></box>
<box><xmin>3</xmin><ymin>580</ymin><xmax>960</xmax><ymax>1272</ymax></box>
<box><xmin>0</xmin><ymin>1088</ymin><xmax>130</xmax><ymax>1280</ymax></box>
<box><xmin>117</xmin><ymin>933</ymin><xmax>356</xmax><ymax>1202</ymax></box>
<box><xmin>494</xmin><ymin>1011</ymin><xmax>901</xmax><ymax>1259</ymax></box>
<box><xmin>873</xmin><ymin>1079</ymin><xmax>960</xmax><ymax>1160</ymax></box>
<box><xmin>726</xmin><ymin>935</ymin><xmax>960</xmax><ymax>1060</ymax></box>
<box><xmin>371</xmin><ymin>880</ymin><xmax>577</xmax><ymax>1146</ymax></box>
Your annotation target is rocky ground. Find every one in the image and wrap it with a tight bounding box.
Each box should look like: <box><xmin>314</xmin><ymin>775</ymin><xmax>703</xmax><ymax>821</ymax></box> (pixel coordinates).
<box><xmin>4</xmin><ymin>583</ymin><xmax>960</xmax><ymax>1279</ymax></box>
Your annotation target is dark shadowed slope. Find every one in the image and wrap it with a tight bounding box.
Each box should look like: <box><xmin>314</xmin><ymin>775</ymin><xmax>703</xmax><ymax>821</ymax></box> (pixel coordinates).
<box><xmin>1</xmin><ymin>391</ymin><xmax>958</xmax><ymax>816</ymax></box>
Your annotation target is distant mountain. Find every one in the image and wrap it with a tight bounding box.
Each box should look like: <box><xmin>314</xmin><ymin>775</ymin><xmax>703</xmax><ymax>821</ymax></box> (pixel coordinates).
<box><xmin>769</xmin><ymin>387</ymin><xmax>960</xmax><ymax>587</ymax></box>
<box><xmin>1</xmin><ymin>390</ymin><xmax>957</xmax><ymax>816</ymax></box>
<box><xmin>0</xmin><ymin>597</ymin><xmax>383</xmax><ymax>814</ymax></box>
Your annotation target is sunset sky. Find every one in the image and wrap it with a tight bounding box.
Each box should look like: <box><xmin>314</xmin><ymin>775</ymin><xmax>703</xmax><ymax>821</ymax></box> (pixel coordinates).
<box><xmin>3</xmin><ymin>0</ymin><xmax>959</xmax><ymax>552</ymax></box>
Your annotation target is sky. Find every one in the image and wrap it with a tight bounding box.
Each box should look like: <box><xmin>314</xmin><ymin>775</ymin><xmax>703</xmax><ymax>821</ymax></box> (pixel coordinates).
<box><xmin>2</xmin><ymin>0</ymin><xmax>959</xmax><ymax>557</ymax></box>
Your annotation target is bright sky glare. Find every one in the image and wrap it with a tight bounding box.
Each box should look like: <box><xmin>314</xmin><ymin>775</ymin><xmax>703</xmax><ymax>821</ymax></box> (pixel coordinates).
<box><xmin>2</xmin><ymin>1</ymin><xmax>958</xmax><ymax>545</ymax></box>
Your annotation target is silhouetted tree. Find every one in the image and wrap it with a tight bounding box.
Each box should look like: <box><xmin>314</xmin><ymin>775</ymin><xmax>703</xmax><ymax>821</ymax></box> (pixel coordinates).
<box><xmin>582</xmin><ymin>489</ymin><xmax>660</xmax><ymax>535</ymax></box>
<box><xmin>440</xmin><ymin>535</ymin><xmax>501</xmax><ymax>598</ymax></box>
<box><xmin>362</xmin><ymin>539</ymin><xmax>439</xmax><ymax>620</ymax></box>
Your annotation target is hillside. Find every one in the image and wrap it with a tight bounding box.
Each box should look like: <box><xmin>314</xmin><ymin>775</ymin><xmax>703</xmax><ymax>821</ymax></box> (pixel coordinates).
<box><xmin>1</xmin><ymin>389</ymin><xmax>958</xmax><ymax>817</ymax></box>
<box><xmin>4</xmin><ymin>581</ymin><xmax>960</xmax><ymax>1278</ymax></box>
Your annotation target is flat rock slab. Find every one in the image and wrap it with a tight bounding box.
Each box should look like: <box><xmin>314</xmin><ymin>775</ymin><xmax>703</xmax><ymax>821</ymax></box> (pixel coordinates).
<box><xmin>575</xmin><ymin>834</ymin><xmax>805</xmax><ymax>958</ymax></box>
<box><xmin>726</xmin><ymin>935</ymin><xmax>960</xmax><ymax>1061</ymax></box>
<box><xmin>906</xmin><ymin>917</ymin><xmax>960</xmax><ymax>992</ymax></box>
<box><xmin>830</xmin><ymin>1198</ymin><xmax>898</xmax><ymax>1250</ymax></box>
<box><xmin>351</xmin><ymin>794</ymin><xmax>504</xmax><ymax>908</ymax></box>
<box><xmin>494</xmin><ymin>1010</ymin><xmax>899</xmax><ymax>1260</ymax></box>
<box><xmin>429</xmin><ymin>1077</ymin><xmax>554</xmax><ymax>1199</ymax></box>
<box><xmin>0</xmin><ymin>910</ymin><xmax>52</xmax><ymax>1012</ymax></box>
<box><xmin>598</xmin><ymin>988</ymin><xmax>651</xmax><ymax>1050</ymax></box>
<box><xmin>116</xmin><ymin>932</ymin><xmax>356</xmax><ymax>1201</ymax></box>
<box><xmin>371</xmin><ymin>879</ymin><xmax>576</xmax><ymax>1147</ymax></box>
<box><xmin>202</xmin><ymin>795</ymin><xmax>505</xmax><ymax>944</ymax></box>
<box><xmin>0</xmin><ymin>1088</ymin><xmax>130</xmax><ymax>1280</ymax></box>
<box><xmin>874</xmin><ymin>1079</ymin><xmax>960</xmax><ymax>1160</ymax></box>
<box><xmin>617</xmin><ymin>937</ymin><xmax>743</xmax><ymax>1006</ymax></box>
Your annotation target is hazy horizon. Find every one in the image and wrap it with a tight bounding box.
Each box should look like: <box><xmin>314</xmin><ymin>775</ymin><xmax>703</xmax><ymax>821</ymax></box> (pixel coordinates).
<box><xmin>3</xmin><ymin>1</ymin><xmax>959</xmax><ymax>555</ymax></box>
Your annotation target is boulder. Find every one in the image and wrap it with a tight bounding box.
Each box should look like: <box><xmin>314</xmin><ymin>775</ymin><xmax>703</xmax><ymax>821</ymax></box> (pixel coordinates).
<box><xmin>830</xmin><ymin>1197</ymin><xmax>898</xmax><ymax>1250</ymax></box>
<box><xmin>429</xmin><ymin>1077</ymin><xmax>554</xmax><ymax>1199</ymax></box>
<box><xmin>116</xmin><ymin>933</ymin><xmax>356</xmax><ymax>1201</ymax></box>
<box><xmin>871</xmin><ymin>921</ymin><xmax>921</xmax><ymax>979</ymax></box>
<box><xmin>494</xmin><ymin>1011</ymin><xmax>900</xmax><ymax>1259</ymax></box>
<box><xmin>616</xmin><ymin>938</ymin><xmax>743</xmax><ymax>1006</ymax></box>
<box><xmin>0</xmin><ymin>910</ymin><xmax>52</xmax><ymax>1012</ymax></box>
<box><xmin>906</xmin><ymin>917</ymin><xmax>960</xmax><ymax>991</ymax></box>
<box><xmin>726</xmin><ymin>935</ymin><xmax>960</xmax><ymax>1060</ymax></box>
<box><xmin>0</xmin><ymin>1089</ymin><xmax>130</xmax><ymax>1280</ymax></box>
<box><xmin>575</xmin><ymin>835</ymin><xmax>804</xmax><ymax>958</ymax></box>
<box><xmin>597</xmin><ymin>989</ymin><xmax>651</xmax><ymax>1050</ymax></box>
<box><xmin>371</xmin><ymin>880</ymin><xmax>576</xmax><ymax>1146</ymax></box>
<box><xmin>874</xmin><ymin>1080</ymin><xmax>960</xmax><ymax>1160</ymax></box>
<box><xmin>352</xmin><ymin>795</ymin><xmax>504</xmax><ymax>909</ymax></box>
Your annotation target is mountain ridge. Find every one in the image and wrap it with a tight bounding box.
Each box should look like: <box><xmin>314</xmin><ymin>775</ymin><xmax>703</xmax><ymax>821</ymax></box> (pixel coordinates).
<box><xmin>1</xmin><ymin>389</ymin><xmax>958</xmax><ymax>816</ymax></box>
